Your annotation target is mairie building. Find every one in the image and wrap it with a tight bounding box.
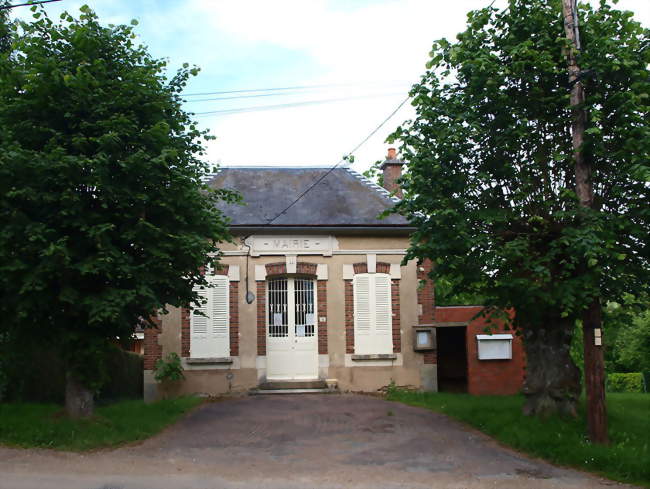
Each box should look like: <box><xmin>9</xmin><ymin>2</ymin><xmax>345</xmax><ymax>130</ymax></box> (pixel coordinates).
<box><xmin>143</xmin><ymin>152</ymin><xmax>525</xmax><ymax>398</ymax></box>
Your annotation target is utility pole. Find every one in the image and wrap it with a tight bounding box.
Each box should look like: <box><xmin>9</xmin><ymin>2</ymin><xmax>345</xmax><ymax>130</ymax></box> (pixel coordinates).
<box><xmin>562</xmin><ymin>0</ymin><xmax>608</xmax><ymax>444</ymax></box>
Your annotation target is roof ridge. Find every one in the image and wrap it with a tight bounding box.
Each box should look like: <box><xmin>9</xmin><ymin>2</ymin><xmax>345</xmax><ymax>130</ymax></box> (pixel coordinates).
<box><xmin>344</xmin><ymin>167</ymin><xmax>401</xmax><ymax>204</ymax></box>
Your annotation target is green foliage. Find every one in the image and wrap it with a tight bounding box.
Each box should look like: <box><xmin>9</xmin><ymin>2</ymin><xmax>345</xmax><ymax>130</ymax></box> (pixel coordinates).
<box><xmin>0</xmin><ymin>396</ymin><xmax>202</xmax><ymax>450</ymax></box>
<box><xmin>391</xmin><ymin>0</ymin><xmax>649</xmax><ymax>334</ymax></box>
<box><xmin>362</xmin><ymin>159</ymin><xmax>384</xmax><ymax>187</ymax></box>
<box><xmin>0</xmin><ymin>2</ymin><xmax>10</xmax><ymax>54</ymax></box>
<box><xmin>387</xmin><ymin>390</ymin><xmax>650</xmax><ymax>487</ymax></box>
<box><xmin>0</xmin><ymin>7</ymin><xmax>237</xmax><ymax>390</ymax></box>
<box><xmin>607</xmin><ymin>373</ymin><xmax>644</xmax><ymax>393</ymax></box>
<box><xmin>612</xmin><ymin>308</ymin><xmax>650</xmax><ymax>373</ymax></box>
<box><xmin>154</xmin><ymin>352</ymin><xmax>184</xmax><ymax>383</ymax></box>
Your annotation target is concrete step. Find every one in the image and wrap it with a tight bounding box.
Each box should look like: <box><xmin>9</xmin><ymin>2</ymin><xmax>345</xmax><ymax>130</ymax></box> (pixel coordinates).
<box><xmin>249</xmin><ymin>388</ymin><xmax>335</xmax><ymax>395</ymax></box>
<box><xmin>258</xmin><ymin>380</ymin><xmax>328</xmax><ymax>390</ymax></box>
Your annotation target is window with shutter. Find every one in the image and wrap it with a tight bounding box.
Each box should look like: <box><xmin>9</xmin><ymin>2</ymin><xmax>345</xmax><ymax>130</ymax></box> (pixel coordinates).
<box><xmin>190</xmin><ymin>274</ymin><xmax>230</xmax><ymax>358</ymax></box>
<box><xmin>353</xmin><ymin>273</ymin><xmax>393</xmax><ymax>355</ymax></box>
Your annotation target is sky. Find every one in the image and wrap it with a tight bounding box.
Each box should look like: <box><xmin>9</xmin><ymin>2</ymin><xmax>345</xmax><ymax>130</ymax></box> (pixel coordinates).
<box><xmin>10</xmin><ymin>0</ymin><xmax>650</xmax><ymax>174</ymax></box>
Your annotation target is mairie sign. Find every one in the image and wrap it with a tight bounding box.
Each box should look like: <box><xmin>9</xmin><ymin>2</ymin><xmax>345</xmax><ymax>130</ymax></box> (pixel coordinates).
<box><xmin>245</xmin><ymin>235</ymin><xmax>337</xmax><ymax>256</ymax></box>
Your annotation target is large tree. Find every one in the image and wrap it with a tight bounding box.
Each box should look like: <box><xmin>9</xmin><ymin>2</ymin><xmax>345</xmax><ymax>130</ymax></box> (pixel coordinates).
<box><xmin>0</xmin><ymin>6</ymin><xmax>236</xmax><ymax>416</ymax></box>
<box><xmin>391</xmin><ymin>0</ymin><xmax>649</xmax><ymax>417</ymax></box>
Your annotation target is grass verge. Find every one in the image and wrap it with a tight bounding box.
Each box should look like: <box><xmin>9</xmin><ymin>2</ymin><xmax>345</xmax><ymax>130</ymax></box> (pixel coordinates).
<box><xmin>386</xmin><ymin>390</ymin><xmax>649</xmax><ymax>488</ymax></box>
<box><xmin>0</xmin><ymin>396</ymin><xmax>203</xmax><ymax>451</ymax></box>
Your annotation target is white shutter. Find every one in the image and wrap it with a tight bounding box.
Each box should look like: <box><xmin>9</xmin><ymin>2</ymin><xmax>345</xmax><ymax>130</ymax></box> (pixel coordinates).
<box><xmin>353</xmin><ymin>274</ymin><xmax>372</xmax><ymax>354</ymax></box>
<box><xmin>190</xmin><ymin>275</ymin><xmax>230</xmax><ymax>358</ymax></box>
<box><xmin>353</xmin><ymin>273</ymin><xmax>393</xmax><ymax>355</ymax></box>
<box><xmin>190</xmin><ymin>284</ymin><xmax>211</xmax><ymax>358</ymax></box>
<box><xmin>373</xmin><ymin>274</ymin><xmax>393</xmax><ymax>354</ymax></box>
<box><xmin>210</xmin><ymin>275</ymin><xmax>230</xmax><ymax>357</ymax></box>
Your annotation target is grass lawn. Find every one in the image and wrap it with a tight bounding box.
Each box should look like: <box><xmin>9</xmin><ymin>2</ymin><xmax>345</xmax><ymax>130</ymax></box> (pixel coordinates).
<box><xmin>386</xmin><ymin>390</ymin><xmax>650</xmax><ymax>488</ymax></box>
<box><xmin>0</xmin><ymin>396</ymin><xmax>203</xmax><ymax>451</ymax></box>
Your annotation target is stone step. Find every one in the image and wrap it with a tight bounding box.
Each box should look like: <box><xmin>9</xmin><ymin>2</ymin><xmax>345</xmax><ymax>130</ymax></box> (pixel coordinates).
<box><xmin>249</xmin><ymin>388</ymin><xmax>335</xmax><ymax>395</ymax></box>
<box><xmin>258</xmin><ymin>380</ymin><xmax>328</xmax><ymax>390</ymax></box>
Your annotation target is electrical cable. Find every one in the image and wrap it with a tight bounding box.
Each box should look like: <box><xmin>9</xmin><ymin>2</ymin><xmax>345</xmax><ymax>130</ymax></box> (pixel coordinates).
<box><xmin>264</xmin><ymin>94</ymin><xmax>410</xmax><ymax>225</ymax></box>
<box><xmin>193</xmin><ymin>92</ymin><xmax>404</xmax><ymax>117</ymax></box>
<box><xmin>182</xmin><ymin>81</ymin><xmax>409</xmax><ymax>98</ymax></box>
<box><xmin>0</xmin><ymin>0</ymin><xmax>61</xmax><ymax>10</ymax></box>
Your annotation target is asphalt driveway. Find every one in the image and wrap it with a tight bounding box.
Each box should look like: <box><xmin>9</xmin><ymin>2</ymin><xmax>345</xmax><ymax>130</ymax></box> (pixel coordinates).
<box><xmin>0</xmin><ymin>394</ymin><xmax>637</xmax><ymax>489</ymax></box>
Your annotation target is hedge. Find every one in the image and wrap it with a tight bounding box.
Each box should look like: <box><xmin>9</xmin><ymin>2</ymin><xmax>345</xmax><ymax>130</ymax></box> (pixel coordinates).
<box><xmin>607</xmin><ymin>372</ymin><xmax>645</xmax><ymax>393</ymax></box>
<box><xmin>1</xmin><ymin>342</ymin><xmax>143</xmax><ymax>403</ymax></box>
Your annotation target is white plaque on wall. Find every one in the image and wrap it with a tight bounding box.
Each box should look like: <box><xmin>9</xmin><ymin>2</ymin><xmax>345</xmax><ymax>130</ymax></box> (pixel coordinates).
<box><xmin>246</xmin><ymin>235</ymin><xmax>338</xmax><ymax>256</ymax></box>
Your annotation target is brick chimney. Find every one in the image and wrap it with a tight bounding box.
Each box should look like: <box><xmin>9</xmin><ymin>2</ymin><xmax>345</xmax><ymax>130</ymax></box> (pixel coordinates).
<box><xmin>380</xmin><ymin>147</ymin><xmax>404</xmax><ymax>198</ymax></box>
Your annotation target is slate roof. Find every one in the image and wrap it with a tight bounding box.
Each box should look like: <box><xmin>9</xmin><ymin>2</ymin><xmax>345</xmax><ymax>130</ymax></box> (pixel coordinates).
<box><xmin>207</xmin><ymin>167</ymin><xmax>411</xmax><ymax>229</ymax></box>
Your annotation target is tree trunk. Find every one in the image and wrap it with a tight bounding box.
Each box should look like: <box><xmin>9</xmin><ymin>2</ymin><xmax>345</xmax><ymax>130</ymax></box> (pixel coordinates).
<box><xmin>583</xmin><ymin>299</ymin><xmax>609</xmax><ymax>443</ymax></box>
<box><xmin>521</xmin><ymin>316</ymin><xmax>581</xmax><ymax>417</ymax></box>
<box><xmin>65</xmin><ymin>371</ymin><xmax>94</xmax><ymax>418</ymax></box>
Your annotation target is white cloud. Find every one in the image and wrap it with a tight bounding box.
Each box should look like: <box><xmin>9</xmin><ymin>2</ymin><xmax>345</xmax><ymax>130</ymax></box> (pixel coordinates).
<box><xmin>14</xmin><ymin>0</ymin><xmax>650</xmax><ymax>173</ymax></box>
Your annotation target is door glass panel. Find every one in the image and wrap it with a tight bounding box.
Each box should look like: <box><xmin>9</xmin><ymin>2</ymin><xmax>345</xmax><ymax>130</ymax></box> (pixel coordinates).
<box><xmin>294</xmin><ymin>278</ymin><xmax>315</xmax><ymax>337</ymax></box>
<box><xmin>268</xmin><ymin>278</ymin><xmax>288</xmax><ymax>337</ymax></box>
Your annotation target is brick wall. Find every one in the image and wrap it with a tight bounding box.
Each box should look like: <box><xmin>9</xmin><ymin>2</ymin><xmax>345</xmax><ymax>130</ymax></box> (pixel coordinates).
<box><xmin>143</xmin><ymin>315</ymin><xmax>163</xmax><ymax>370</ymax></box>
<box><xmin>181</xmin><ymin>307</ymin><xmax>190</xmax><ymax>357</ymax></box>
<box><xmin>265</xmin><ymin>262</ymin><xmax>286</xmax><ymax>276</ymax></box>
<box><xmin>435</xmin><ymin>306</ymin><xmax>525</xmax><ymax>395</ymax></box>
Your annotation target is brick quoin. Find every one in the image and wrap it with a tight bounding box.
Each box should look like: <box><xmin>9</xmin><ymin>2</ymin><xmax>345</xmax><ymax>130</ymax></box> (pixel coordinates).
<box><xmin>229</xmin><ymin>281</ymin><xmax>239</xmax><ymax>356</ymax></box>
<box><xmin>436</xmin><ymin>306</ymin><xmax>525</xmax><ymax>395</ymax></box>
<box><xmin>344</xmin><ymin>280</ymin><xmax>354</xmax><ymax>354</ymax></box>
<box><xmin>391</xmin><ymin>279</ymin><xmax>401</xmax><ymax>353</ymax></box>
<box><xmin>317</xmin><ymin>280</ymin><xmax>328</xmax><ymax>354</ymax></box>
<box><xmin>143</xmin><ymin>315</ymin><xmax>163</xmax><ymax>370</ymax></box>
<box><xmin>257</xmin><ymin>281</ymin><xmax>267</xmax><ymax>356</ymax></box>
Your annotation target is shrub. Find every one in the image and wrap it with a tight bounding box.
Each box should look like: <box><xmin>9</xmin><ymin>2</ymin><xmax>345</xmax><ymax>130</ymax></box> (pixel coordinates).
<box><xmin>608</xmin><ymin>373</ymin><xmax>644</xmax><ymax>393</ymax></box>
<box><xmin>154</xmin><ymin>352</ymin><xmax>184</xmax><ymax>383</ymax></box>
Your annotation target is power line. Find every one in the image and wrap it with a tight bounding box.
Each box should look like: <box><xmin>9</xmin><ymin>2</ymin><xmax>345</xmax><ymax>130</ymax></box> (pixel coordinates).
<box><xmin>186</xmin><ymin>84</ymin><xmax>409</xmax><ymax>104</ymax></box>
<box><xmin>0</xmin><ymin>0</ymin><xmax>61</xmax><ymax>10</ymax></box>
<box><xmin>185</xmin><ymin>91</ymin><xmax>306</xmax><ymax>103</ymax></box>
<box><xmin>193</xmin><ymin>92</ymin><xmax>404</xmax><ymax>117</ymax></box>
<box><xmin>265</xmin><ymin>94</ymin><xmax>410</xmax><ymax>225</ymax></box>
<box><xmin>182</xmin><ymin>81</ymin><xmax>409</xmax><ymax>98</ymax></box>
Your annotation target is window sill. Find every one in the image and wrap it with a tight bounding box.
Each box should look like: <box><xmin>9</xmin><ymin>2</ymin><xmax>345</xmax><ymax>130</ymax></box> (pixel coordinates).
<box><xmin>186</xmin><ymin>357</ymin><xmax>233</xmax><ymax>365</ymax></box>
<box><xmin>351</xmin><ymin>354</ymin><xmax>397</xmax><ymax>361</ymax></box>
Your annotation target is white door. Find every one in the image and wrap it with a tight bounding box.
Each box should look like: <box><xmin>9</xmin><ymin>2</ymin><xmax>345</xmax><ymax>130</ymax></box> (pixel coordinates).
<box><xmin>266</xmin><ymin>277</ymin><xmax>319</xmax><ymax>380</ymax></box>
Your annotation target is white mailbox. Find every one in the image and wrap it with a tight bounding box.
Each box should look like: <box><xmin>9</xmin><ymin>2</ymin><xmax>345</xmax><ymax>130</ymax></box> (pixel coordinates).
<box><xmin>476</xmin><ymin>334</ymin><xmax>513</xmax><ymax>360</ymax></box>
